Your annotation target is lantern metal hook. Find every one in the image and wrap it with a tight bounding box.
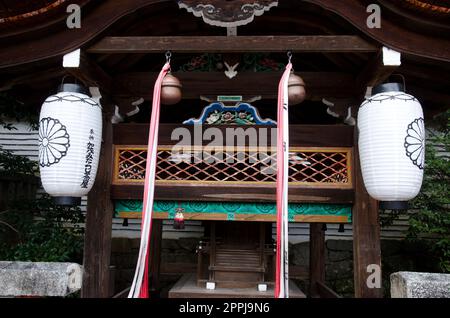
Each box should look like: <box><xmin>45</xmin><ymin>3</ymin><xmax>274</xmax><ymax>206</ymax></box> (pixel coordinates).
<box><xmin>391</xmin><ymin>73</ymin><xmax>406</xmax><ymax>92</ymax></box>
<box><xmin>61</xmin><ymin>75</ymin><xmax>78</xmax><ymax>85</ymax></box>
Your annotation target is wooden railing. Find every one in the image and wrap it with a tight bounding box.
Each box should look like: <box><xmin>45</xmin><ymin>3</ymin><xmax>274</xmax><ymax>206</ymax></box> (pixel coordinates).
<box><xmin>111</xmin><ymin>124</ymin><xmax>355</xmax><ymax>204</ymax></box>
<box><xmin>113</xmin><ymin>146</ymin><xmax>352</xmax><ymax>187</ymax></box>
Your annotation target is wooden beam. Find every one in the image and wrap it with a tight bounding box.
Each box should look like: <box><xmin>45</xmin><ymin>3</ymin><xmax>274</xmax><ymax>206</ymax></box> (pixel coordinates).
<box><xmin>357</xmin><ymin>47</ymin><xmax>401</xmax><ymax>89</ymax></box>
<box><xmin>64</xmin><ymin>52</ymin><xmax>112</xmax><ymax>94</ymax></box>
<box><xmin>304</xmin><ymin>0</ymin><xmax>450</xmax><ymax>62</ymax></box>
<box><xmin>114</xmin><ymin>72</ymin><xmax>358</xmax><ymax>100</ymax></box>
<box><xmin>111</xmin><ymin>184</ymin><xmax>354</xmax><ymax>205</ymax></box>
<box><xmin>309</xmin><ymin>223</ymin><xmax>326</xmax><ymax>297</ymax></box>
<box><xmin>87</xmin><ymin>36</ymin><xmax>378</xmax><ymax>54</ymax></box>
<box><xmin>2</xmin><ymin>0</ymin><xmax>450</xmax><ymax>69</ymax></box>
<box><xmin>113</xmin><ymin>124</ymin><xmax>355</xmax><ymax>148</ymax></box>
<box><xmin>81</xmin><ymin>101</ymin><xmax>114</xmax><ymax>298</ymax></box>
<box><xmin>0</xmin><ymin>66</ymin><xmax>65</xmax><ymax>92</ymax></box>
<box><xmin>116</xmin><ymin>211</ymin><xmax>350</xmax><ymax>223</ymax></box>
<box><xmin>352</xmin><ymin>132</ymin><xmax>383</xmax><ymax>298</ymax></box>
<box><xmin>64</xmin><ymin>51</ymin><xmax>141</xmax><ymax>111</ymax></box>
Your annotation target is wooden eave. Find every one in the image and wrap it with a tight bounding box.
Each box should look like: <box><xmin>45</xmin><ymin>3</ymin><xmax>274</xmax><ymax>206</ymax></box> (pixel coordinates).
<box><xmin>0</xmin><ymin>0</ymin><xmax>449</xmax><ymax>68</ymax></box>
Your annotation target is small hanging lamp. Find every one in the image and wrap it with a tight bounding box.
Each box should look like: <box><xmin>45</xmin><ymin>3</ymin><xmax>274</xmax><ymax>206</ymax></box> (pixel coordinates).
<box><xmin>288</xmin><ymin>72</ymin><xmax>306</xmax><ymax>105</ymax></box>
<box><xmin>173</xmin><ymin>207</ymin><xmax>185</xmax><ymax>230</ymax></box>
<box><xmin>161</xmin><ymin>73</ymin><xmax>182</xmax><ymax>105</ymax></box>
<box><xmin>38</xmin><ymin>83</ymin><xmax>102</xmax><ymax>206</ymax></box>
<box><xmin>358</xmin><ymin>82</ymin><xmax>425</xmax><ymax>210</ymax></box>
<box><xmin>286</xmin><ymin>51</ymin><xmax>306</xmax><ymax>105</ymax></box>
<box><xmin>160</xmin><ymin>51</ymin><xmax>182</xmax><ymax>105</ymax></box>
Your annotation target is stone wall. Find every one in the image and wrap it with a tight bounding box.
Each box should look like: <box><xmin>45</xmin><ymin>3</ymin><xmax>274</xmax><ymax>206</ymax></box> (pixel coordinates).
<box><xmin>290</xmin><ymin>240</ymin><xmax>354</xmax><ymax>297</ymax></box>
<box><xmin>111</xmin><ymin>237</ymin><xmax>199</xmax><ymax>295</ymax></box>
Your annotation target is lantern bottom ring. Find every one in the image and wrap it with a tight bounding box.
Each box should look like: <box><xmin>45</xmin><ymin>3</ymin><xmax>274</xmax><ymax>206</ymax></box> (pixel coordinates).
<box><xmin>379</xmin><ymin>201</ymin><xmax>408</xmax><ymax>211</ymax></box>
<box><xmin>54</xmin><ymin>196</ymin><xmax>82</xmax><ymax>206</ymax></box>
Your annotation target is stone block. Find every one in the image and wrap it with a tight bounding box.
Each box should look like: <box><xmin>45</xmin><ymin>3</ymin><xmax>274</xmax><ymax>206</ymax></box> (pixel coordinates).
<box><xmin>327</xmin><ymin>250</ymin><xmax>352</xmax><ymax>263</ymax></box>
<box><xmin>326</xmin><ymin>260</ymin><xmax>353</xmax><ymax>279</ymax></box>
<box><xmin>0</xmin><ymin>262</ymin><xmax>82</xmax><ymax>297</ymax></box>
<box><xmin>391</xmin><ymin>271</ymin><xmax>450</xmax><ymax>298</ymax></box>
<box><xmin>326</xmin><ymin>239</ymin><xmax>353</xmax><ymax>252</ymax></box>
<box><xmin>290</xmin><ymin>242</ymin><xmax>309</xmax><ymax>266</ymax></box>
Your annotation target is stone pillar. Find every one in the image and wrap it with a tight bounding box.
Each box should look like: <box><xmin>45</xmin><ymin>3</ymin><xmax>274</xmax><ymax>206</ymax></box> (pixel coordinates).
<box><xmin>391</xmin><ymin>272</ymin><xmax>450</xmax><ymax>298</ymax></box>
<box><xmin>0</xmin><ymin>262</ymin><xmax>82</xmax><ymax>297</ymax></box>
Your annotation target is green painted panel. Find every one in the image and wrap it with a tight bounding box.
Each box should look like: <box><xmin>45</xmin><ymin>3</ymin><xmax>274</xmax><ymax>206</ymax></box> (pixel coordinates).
<box><xmin>115</xmin><ymin>200</ymin><xmax>352</xmax><ymax>222</ymax></box>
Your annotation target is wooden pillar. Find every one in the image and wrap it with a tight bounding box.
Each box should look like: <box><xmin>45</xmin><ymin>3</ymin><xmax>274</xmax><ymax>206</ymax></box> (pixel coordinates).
<box><xmin>209</xmin><ymin>222</ymin><xmax>216</xmax><ymax>282</ymax></box>
<box><xmin>309</xmin><ymin>223</ymin><xmax>325</xmax><ymax>298</ymax></box>
<box><xmin>352</xmin><ymin>135</ymin><xmax>383</xmax><ymax>298</ymax></box>
<box><xmin>81</xmin><ymin>101</ymin><xmax>114</xmax><ymax>298</ymax></box>
<box><xmin>149</xmin><ymin>219</ymin><xmax>163</xmax><ymax>296</ymax></box>
<box><xmin>259</xmin><ymin>223</ymin><xmax>266</xmax><ymax>283</ymax></box>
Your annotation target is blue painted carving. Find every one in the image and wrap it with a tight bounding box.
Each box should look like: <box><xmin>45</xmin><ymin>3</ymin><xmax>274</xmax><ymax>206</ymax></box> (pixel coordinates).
<box><xmin>183</xmin><ymin>102</ymin><xmax>276</xmax><ymax>125</ymax></box>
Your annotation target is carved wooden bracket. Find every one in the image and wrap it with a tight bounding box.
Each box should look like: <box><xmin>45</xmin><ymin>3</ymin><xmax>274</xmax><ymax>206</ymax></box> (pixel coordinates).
<box><xmin>177</xmin><ymin>0</ymin><xmax>278</xmax><ymax>27</ymax></box>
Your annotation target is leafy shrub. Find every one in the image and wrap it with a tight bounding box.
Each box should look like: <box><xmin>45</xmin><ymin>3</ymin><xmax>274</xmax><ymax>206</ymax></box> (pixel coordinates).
<box><xmin>0</xmin><ymin>149</ymin><xmax>37</xmax><ymax>176</ymax></box>
<box><xmin>408</xmin><ymin>110</ymin><xmax>450</xmax><ymax>272</ymax></box>
<box><xmin>0</xmin><ymin>92</ymin><xmax>38</xmax><ymax>130</ymax></box>
<box><xmin>0</xmin><ymin>149</ymin><xmax>84</xmax><ymax>263</ymax></box>
<box><xmin>0</xmin><ymin>194</ymin><xmax>85</xmax><ymax>263</ymax></box>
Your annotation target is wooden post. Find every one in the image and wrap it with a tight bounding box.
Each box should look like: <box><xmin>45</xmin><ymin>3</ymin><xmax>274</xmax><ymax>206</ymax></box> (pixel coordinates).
<box><xmin>149</xmin><ymin>219</ymin><xmax>163</xmax><ymax>296</ymax></box>
<box><xmin>352</xmin><ymin>136</ymin><xmax>383</xmax><ymax>298</ymax></box>
<box><xmin>309</xmin><ymin>223</ymin><xmax>325</xmax><ymax>298</ymax></box>
<box><xmin>81</xmin><ymin>101</ymin><xmax>114</xmax><ymax>298</ymax></box>
<box><xmin>209</xmin><ymin>222</ymin><xmax>216</xmax><ymax>282</ymax></box>
<box><xmin>259</xmin><ymin>223</ymin><xmax>266</xmax><ymax>283</ymax></box>
<box><xmin>197</xmin><ymin>244</ymin><xmax>203</xmax><ymax>286</ymax></box>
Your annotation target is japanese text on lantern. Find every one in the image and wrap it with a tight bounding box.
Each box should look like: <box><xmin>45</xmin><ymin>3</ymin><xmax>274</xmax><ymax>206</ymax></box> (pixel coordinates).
<box><xmin>81</xmin><ymin>129</ymin><xmax>95</xmax><ymax>188</ymax></box>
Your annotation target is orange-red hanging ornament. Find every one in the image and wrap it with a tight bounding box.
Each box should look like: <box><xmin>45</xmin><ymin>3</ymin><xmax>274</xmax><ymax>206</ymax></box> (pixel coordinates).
<box><xmin>174</xmin><ymin>208</ymin><xmax>185</xmax><ymax>230</ymax></box>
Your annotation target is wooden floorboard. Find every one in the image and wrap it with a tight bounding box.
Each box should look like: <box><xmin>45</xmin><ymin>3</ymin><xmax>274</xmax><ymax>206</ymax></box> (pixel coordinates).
<box><xmin>168</xmin><ymin>274</ymin><xmax>306</xmax><ymax>298</ymax></box>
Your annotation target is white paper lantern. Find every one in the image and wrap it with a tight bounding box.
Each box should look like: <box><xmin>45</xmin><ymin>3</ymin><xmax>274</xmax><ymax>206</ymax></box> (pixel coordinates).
<box><xmin>358</xmin><ymin>83</ymin><xmax>425</xmax><ymax>210</ymax></box>
<box><xmin>38</xmin><ymin>84</ymin><xmax>102</xmax><ymax>205</ymax></box>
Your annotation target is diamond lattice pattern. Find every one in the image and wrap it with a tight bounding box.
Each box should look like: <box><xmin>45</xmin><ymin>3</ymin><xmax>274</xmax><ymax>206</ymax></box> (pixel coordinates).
<box><xmin>116</xmin><ymin>148</ymin><xmax>350</xmax><ymax>185</ymax></box>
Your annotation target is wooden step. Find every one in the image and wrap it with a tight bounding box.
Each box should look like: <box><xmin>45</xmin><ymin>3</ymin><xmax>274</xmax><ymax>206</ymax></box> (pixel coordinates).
<box><xmin>215</xmin><ymin>260</ymin><xmax>261</xmax><ymax>266</ymax></box>
<box><xmin>170</xmin><ymin>274</ymin><xmax>307</xmax><ymax>298</ymax></box>
<box><xmin>216</xmin><ymin>248</ymin><xmax>260</xmax><ymax>253</ymax></box>
<box><xmin>216</xmin><ymin>255</ymin><xmax>261</xmax><ymax>262</ymax></box>
<box><xmin>209</xmin><ymin>265</ymin><xmax>266</xmax><ymax>273</ymax></box>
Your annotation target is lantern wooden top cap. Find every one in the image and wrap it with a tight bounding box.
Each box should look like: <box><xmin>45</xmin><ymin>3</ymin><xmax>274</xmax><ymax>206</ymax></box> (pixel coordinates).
<box><xmin>372</xmin><ymin>82</ymin><xmax>404</xmax><ymax>95</ymax></box>
<box><xmin>57</xmin><ymin>83</ymin><xmax>90</xmax><ymax>96</ymax></box>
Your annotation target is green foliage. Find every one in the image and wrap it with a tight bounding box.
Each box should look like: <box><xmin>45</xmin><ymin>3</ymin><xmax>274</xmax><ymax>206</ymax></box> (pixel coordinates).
<box><xmin>0</xmin><ymin>92</ymin><xmax>39</xmax><ymax>130</ymax></box>
<box><xmin>0</xmin><ymin>150</ymin><xmax>84</xmax><ymax>263</ymax></box>
<box><xmin>0</xmin><ymin>149</ymin><xmax>37</xmax><ymax>176</ymax></box>
<box><xmin>0</xmin><ymin>194</ymin><xmax>85</xmax><ymax>263</ymax></box>
<box><xmin>408</xmin><ymin>110</ymin><xmax>450</xmax><ymax>272</ymax></box>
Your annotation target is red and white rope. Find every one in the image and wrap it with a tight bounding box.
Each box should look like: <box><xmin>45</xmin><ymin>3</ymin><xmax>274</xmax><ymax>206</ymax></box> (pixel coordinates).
<box><xmin>129</xmin><ymin>60</ymin><xmax>291</xmax><ymax>298</ymax></box>
<box><xmin>275</xmin><ymin>62</ymin><xmax>292</xmax><ymax>298</ymax></box>
<box><xmin>129</xmin><ymin>62</ymin><xmax>171</xmax><ymax>298</ymax></box>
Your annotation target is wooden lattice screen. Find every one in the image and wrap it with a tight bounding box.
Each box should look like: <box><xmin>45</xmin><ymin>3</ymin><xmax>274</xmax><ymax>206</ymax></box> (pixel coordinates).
<box><xmin>113</xmin><ymin>146</ymin><xmax>352</xmax><ymax>188</ymax></box>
